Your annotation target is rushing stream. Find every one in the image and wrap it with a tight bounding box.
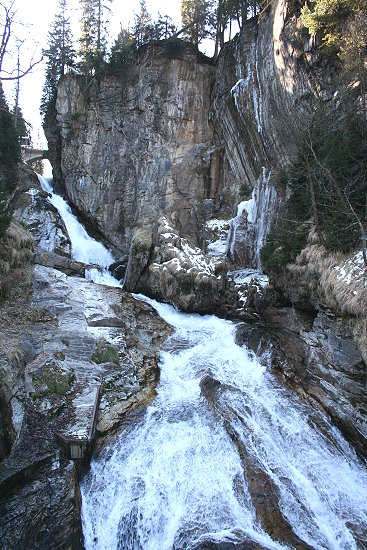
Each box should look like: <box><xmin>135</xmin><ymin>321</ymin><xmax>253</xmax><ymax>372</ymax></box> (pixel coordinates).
<box><xmin>37</xmin><ymin>175</ymin><xmax>367</xmax><ymax>549</ymax></box>
<box><xmin>81</xmin><ymin>301</ymin><xmax>367</xmax><ymax>550</ymax></box>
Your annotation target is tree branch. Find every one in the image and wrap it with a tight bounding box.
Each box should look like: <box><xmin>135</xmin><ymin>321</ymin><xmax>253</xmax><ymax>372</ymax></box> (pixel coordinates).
<box><xmin>308</xmin><ymin>139</ymin><xmax>367</xmax><ymax>266</ymax></box>
<box><xmin>0</xmin><ymin>55</ymin><xmax>43</xmax><ymax>80</ymax></box>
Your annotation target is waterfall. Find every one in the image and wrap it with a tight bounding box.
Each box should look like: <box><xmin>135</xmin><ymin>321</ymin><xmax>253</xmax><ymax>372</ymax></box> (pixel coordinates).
<box><xmin>37</xmin><ymin>175</ymin><xmax>119</xmax><ymax>286</ymax></box>
<box><xmin>81</xmin><ymin>297</ymin><xmax>367</xmax><ymax>550</ymax></box>
<box><xmin>36</xmin><ymin>178</ymin><xmax>367</xmax><ymax>549</ymax></box>
<box><xmin>224</xmin><ymin>168</ymin><xmax>274</xmax><ymax>271</ymax></box>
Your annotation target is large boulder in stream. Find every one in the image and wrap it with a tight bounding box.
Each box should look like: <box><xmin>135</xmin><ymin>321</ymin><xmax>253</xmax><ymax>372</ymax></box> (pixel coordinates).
<box><xmin>124</xmin><ymin>216</ymin><xmax>237</xmax><ymax>314</ymax></box>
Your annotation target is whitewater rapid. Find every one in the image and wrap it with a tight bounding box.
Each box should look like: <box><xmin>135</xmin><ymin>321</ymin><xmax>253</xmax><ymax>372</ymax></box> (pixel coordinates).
<box><xmin>36</xmin><ymin>175</ymin><xmax>367</xmax><ymax>549</ymax></box>
<box><xmin>81</xmin><ymin>298</ymin><xmax>367</xmax><ymax>550</ymax></box>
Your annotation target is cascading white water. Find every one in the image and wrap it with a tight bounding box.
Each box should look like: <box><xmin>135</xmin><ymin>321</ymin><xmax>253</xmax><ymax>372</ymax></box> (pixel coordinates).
<box><xmin>81</xmin><ymin>297</ymin><xmax>367</xmax><ymax>550</ymax></box>
<box><xmin>37</xmin><ymin>175</ymin><xmax>119</xmax><ymax>286</ymax></box>
<box><xmin>36</xmin><ymin>177</ymin><xmax>367</xmax><ymax>548</ymax></box>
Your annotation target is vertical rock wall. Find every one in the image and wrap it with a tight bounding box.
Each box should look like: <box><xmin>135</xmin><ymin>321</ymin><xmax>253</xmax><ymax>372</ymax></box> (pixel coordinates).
<box><xmin>47</xmin><ymin>1</ymin><xmax>336</xmax><ymax>267</ymax></box>
<box><xmin>53</xmin><ymin>42</ymin><xmax>215</xmax><ymax>254</ymax></box>
<box><xmin>211</xmin><ymin>0</ymin><xmax>335</xmax><ymax>266</ymax></box>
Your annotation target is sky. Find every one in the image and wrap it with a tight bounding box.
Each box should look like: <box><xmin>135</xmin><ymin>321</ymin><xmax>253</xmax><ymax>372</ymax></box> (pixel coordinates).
<box><xmin>2</xmin><ymin>0</ymin><xmax>183</xmax><ymax>147</ymax></box>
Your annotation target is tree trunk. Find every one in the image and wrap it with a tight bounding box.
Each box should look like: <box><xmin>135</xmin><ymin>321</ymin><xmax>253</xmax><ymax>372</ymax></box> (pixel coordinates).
<box><xmin>306</xmin><ymin>158</ymin><xmax>323</xmax><ymax>245</ymax></box>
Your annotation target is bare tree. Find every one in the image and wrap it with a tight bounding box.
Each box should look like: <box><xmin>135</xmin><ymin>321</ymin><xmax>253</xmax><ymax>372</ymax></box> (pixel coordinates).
<box><xmin>295</xmin><ymin>100</ymin><xmax>367</xmax><ymax>266</ymax></box>
<box><xmin>0</xmin><ymin>1</ymin><xmax>42</xmax><ymax>82</ymax></box>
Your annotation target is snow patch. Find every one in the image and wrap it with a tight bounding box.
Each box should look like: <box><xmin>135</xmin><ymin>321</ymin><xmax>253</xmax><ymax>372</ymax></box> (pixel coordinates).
<box><xmin>229</xmin><ymin>269</ymin><xmax>269</xmax><ymax>288</ymax></box>
<box><xmin>205</xmin><ymin>218</ymin><xmax>231</xmax><ymax>258</ymax></box>
<box><xmin>334</xmin><ymin>251</ymin><xmax>367</xmax><ymax>287</ymax></box>
<box><xmin>158</xmin><ymin>217</ymin><xmax>221</xmax><ymax>279</ymax></box>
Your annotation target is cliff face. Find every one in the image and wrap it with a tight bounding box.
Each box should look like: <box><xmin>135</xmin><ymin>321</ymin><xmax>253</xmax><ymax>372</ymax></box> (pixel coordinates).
<box><xmin>211</xmin><ymin>0</ymin><xmax>335</xmax><ymax>265</ymax></box>
<box><xmin>53</xmin><ymin>42</ymin><xmax>215</xmax><ymax>254</ymax></box>
<box><xmin>48</xmin><ymin>1</ymin><xmax>334</xmax><ymax>264</ymax></box>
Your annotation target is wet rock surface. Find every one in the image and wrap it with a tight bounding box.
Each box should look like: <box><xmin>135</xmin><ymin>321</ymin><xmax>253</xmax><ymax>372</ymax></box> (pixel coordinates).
<box><xmin>11</xmin><ymin>166</ymin><xmax>71</xmax><ymax>257</ymax></box>
<box><xmin>0</xmin><ymin>262</ymin><xmax>171</xmax><ymax>549</ymax></box>
<box><xmin>235</xmin><ymin>286</ymin><xmax>367</xmax><ymax>456</ymax></box>
<box><xmin>200</xmin><ymin>375</ymin><xmax>313</xmax><ymax>549</ymax></box>
<box><xmin>264</xmin><ymin>305</ymin><xmax>367</xmax><ymax>455</ymax></box>
<box><xmin>34</xmin><ymin>247</ymin><xmax>86</xmax><ymax>276</ymax></box>
<box><xmin>190</xmin><ymin>535</ymin><xmax>268</xmax><ymax>549</ymax></box>
<box><xmin>0</xmin><ymin>457</ymin><xmax>83</xmax><ymax>550</ymax></box>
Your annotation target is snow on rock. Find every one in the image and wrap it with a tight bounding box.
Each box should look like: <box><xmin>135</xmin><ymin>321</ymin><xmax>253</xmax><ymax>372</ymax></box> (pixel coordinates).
<box><xmin>126</xmin><ymin>216</ymin><xmax>230</xmax><ymax>313</ymax></box>
<box><xmin>204</xmin><ymin>219</ymin><xmax>231</xmax><ymax>258</ymax></box>
<box><xmin>334</xmin><ymin>251</ymin><xmax>367</xmax><ymax>287</ymax></box>
<box><xmin>228</xmin><ymin>268</ymin><xmax>269</xmax><ymax>308</ymax></box>
<box><xmin>229</xmin><ymin>268</ymin><xmax>269</xmax><ymax>288</ymax></box>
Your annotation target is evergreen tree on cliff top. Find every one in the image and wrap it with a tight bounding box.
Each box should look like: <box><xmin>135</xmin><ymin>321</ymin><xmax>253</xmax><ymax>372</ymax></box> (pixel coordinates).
<box><xmin>41</xmin><ymin>0</ymin><xmax>75</xmax><ymax>119</ymax></box>
<box><xmin>79</xmin><ymin>0</ymin><xmax>112</xmax><ymax>74</ymax></box>
<box><xmin>132</xmin><ymin>0</ymin><xmax>152</xmax><ymax>47</ymax></box>
<box><xmin>301</xmin><ymin>0</ymin><xmax>367</xmax><ymax>121</ymax></box>
<box><xmin>301</xmin><ymin>0</ymin><xmax>367</xmax><ymax>53</ymax></box>
<box><xmin>181</xmin><ymin>0</ymin><xmax>214</xmax><ymax>47</ymax></box>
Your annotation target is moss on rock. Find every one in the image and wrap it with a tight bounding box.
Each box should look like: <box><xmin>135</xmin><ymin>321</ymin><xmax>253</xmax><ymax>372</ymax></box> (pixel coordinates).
<box><xmin>32</xmin><ymin>360</ymin><xmax>74</xmax><ymax>396</ymax></box>
<box><xmin>131</xmin><ymin>228</ymin><xmax>152</xmax><ymax>252</ymax></box>
<box><xmin>92</xmin><ymin>339</ymin><xmax>120</xmax><ymax>366</ymax></box>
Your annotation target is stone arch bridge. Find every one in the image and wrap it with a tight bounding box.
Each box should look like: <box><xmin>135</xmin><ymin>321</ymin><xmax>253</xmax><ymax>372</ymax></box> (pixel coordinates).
<box><xmin>22</xmin><ymin>147</ymin><xmax>49</xmax><ymax>163</ymax></box>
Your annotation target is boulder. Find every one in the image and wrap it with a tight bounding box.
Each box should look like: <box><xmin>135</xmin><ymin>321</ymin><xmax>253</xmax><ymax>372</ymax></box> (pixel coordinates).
<box><xmin>34</xmin><ymin>248</ymin><xmax>86</xmax><ymax>277</ymax></box>
<box><xmin>124</xmin><ymin>228</ymin><xmax>153</xmax><ymax>291</ymax></box>
<box><xmin>125</xmin><ymin>216</ymin><xmax>230</xmax><ymax>313</ymax></box>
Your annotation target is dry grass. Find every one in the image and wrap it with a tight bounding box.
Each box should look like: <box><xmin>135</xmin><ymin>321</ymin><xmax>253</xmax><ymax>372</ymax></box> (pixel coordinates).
<box><xmin>0</xmin><ymin>221</ymin><xmax>34</xmax><ymax>298</ymax></box>
<box><xmin>289</xmin><ymin>229</ymin><xmax>367</xmax><ymax>361</ymax></box>
<box><xmin>0</xmin><ymin>221</ymin><xmax>36</xmax><ymax>356</ymax></box>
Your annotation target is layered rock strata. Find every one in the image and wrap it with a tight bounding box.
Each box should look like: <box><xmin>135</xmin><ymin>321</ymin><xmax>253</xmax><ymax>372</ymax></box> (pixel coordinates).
<box><xmin>243</xmin><ymin>240</ymin><xmax>367</xmax><ymax>455</ymax></box>
<box><xmin>50</xmin><ymin>41</ymin><xmax>216</xmax><ymax>254</ymax></box>
<box><xmin>0</xmin><ymin>261</ymin><xmax>171</xmax><ymax>549</ymax></box>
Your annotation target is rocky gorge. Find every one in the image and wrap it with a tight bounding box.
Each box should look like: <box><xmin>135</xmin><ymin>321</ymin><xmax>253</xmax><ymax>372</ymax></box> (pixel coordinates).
<box><xmin>1</xmin><ymin>0</ymin><xmax>367</xmax><ymax>548</ymax></box>
<box><xmin>45</xmin><ymin>0</ymin><xmax>366</xmax><ymax>452</ymax></box>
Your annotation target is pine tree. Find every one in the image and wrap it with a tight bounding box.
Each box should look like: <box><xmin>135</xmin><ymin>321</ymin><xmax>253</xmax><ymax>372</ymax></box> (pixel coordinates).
<box><xmin>109</xmin><ymin>27</ymin><xmax>136</xmax><ymax>69</ymax></box>
<box><xmin>132</xmin><ymin>0</ymin><xmax>152</xmax><ymax>47</ymax></box>
<box><xmin>301</xmin><ymin>0</ymin><xmax>367</xmax><ymax>53</ymax></box>
<box><xmin>181</xmin><ymin>0</ymin><xmax>214</xmax><ymax>47</ymax></box>
<box><xmin>41</xmin><ymin>0</ymin><xmax>75</xmax><ymax>118</ymax></box>
<box><xmin>79</xmin><ymin>0</ymin><xmax>112</xmax><ymax>73</ymax></box>
<box><xmin>0</xmin><ymin>83</ymin><xmax>19</xmax><ymax>237</ymax></box>
<box><xmin>155</xmin><ymin>14</ymin><xmax>177</xmax><ymax>40</ymax></box>
<box><xmin>214</xmin><ymin>0</ymin><xmax>260</xmax><ymax>52</ymax></box>
<box><xmin>12</xmin><ymin>104</ymin><xmax>31</xmax><ymax>145</ymax></box>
